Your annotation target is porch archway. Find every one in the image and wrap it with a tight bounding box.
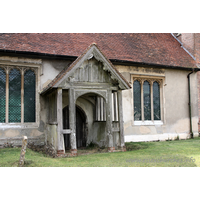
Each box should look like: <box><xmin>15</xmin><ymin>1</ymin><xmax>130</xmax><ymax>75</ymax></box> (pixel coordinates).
<box><xmin>63</xmin><ymin>105</ymin><xmax>87</xmax><ymax>150</ymax></box>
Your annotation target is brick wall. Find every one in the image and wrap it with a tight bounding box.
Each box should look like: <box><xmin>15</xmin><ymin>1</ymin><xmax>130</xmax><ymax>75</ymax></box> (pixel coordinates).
<box><xmin>194</xmin><ymin>34</ymin><xmax>200</xmax><ymax>66</ymax></box>
<box><xmin>181</xmin><ymin>33</ymin><xmax>195</xmax><ymax>56</ymax></box>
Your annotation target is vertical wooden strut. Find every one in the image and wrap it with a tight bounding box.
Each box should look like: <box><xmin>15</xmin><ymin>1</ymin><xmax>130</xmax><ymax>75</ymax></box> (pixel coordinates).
<box><xmin>106</xmin><ymin>90</ymin><xmax>114</xmax><ymax>152</ymax></box>
<box><xmin>117</xmin><ymin>90</ymin><xmax>126</xmax><ymax>151</ymax></box>
<box><xmin>57</xmin><ymin>88</ymin><xmax>65</xmax><ymax>154</ymax></box>
<box><xmin>69</xmin><ymin>88</ymin><xmax>77</xmax><ymax>155</ymax></box>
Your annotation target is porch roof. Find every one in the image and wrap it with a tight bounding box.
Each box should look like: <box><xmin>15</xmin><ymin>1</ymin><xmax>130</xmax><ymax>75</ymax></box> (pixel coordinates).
<box><xmin>40</xmin><ymin>43</ymin><xmax>132</xmax><ymax>94</ymax></box>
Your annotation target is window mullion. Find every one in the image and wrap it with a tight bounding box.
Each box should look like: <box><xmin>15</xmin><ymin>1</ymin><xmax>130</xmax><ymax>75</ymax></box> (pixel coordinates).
<box><xmin>5</xmin><ymin>69</ymin><xmax>9</xmax><ymax>123</ymax></box>
<box><xmin>160</xmin><ymin>82</ymin><xmax>163</xmax><ymax>122</ymax></box>
<box><xmin>151</xmin><ymin>82</ymin><xmax>154</xmax><ymax>121</ymax></box>
<box><xmin>141</xmin><ymin>80</ymin><xmax>144</xmax><ymax>121</ymax></box>
<box><xmin>21</xmin><ymin>70</ymin><xmax>24</xmax><ymax>124</ymax></box>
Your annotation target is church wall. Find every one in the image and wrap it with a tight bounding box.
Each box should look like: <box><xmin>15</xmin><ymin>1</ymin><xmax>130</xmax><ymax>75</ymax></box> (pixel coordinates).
<box><xmin>115</xmin><ymin>65</ymin><xmax>199</xmax><ymax>142</ymax></box>
<box><xmin>0</xmin><ymin>55</ymin><xmax>46</xmax><ymax>146</ymax></box>
<box><xmin>0</xmin><ymin>53</ymin><xmax>198</xmax><ymax>147</ymax></box>
<box><xmin>40</xmin><ymin>59</ymin><xmax>71</xmax><ymax>90</ymax></box>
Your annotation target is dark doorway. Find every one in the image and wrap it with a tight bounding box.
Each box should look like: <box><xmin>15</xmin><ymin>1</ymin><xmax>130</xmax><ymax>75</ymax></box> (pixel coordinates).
<box><xmin>63</xmin><ymin>106</ymin><xmax>86</xmax><ymax>150</ymax></box>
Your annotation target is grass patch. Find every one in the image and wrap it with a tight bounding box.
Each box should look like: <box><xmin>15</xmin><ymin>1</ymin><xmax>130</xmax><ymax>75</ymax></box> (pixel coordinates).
<box><xmin>0</xmin><ymin>137</ymin><xmax>200</xmax><ymax>167</ymax></box>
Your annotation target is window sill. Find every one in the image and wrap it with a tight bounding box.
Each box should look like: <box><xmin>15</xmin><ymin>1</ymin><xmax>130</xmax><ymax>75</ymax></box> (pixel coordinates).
<box><xmin>134</xmin><ymin>121</ymin><xmax>163</xmax><ymax>126</ymax></box>
<box><xmin>0</xmin><ymin>123</ymin><xmax>39</xmax><ymax>129</ymax></box>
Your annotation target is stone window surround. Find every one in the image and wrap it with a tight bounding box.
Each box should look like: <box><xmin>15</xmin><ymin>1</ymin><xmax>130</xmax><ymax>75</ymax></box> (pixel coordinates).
<box><xmin>131</xmin><ymin>74</ymin><xmax>165</xmax><ymax>126</ymax></box>
<box><xmin>0</xmin><ymin>57</ymin><xmax>41</xmax><ymax>128</ymax></box>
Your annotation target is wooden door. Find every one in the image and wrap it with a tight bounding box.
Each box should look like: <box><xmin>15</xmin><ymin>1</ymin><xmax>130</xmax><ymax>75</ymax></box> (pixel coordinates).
<box><xmin>63</xmin><ymin>106</ymin><xmax>86</xmax><ymax>149</ymax></box>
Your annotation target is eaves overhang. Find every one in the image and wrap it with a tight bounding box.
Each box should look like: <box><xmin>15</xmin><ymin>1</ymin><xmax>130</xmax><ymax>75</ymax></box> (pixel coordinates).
<box><xmin>0</xmin><ymin>48</ymin><xmax>199</xmax><ymax>72</ymax></box>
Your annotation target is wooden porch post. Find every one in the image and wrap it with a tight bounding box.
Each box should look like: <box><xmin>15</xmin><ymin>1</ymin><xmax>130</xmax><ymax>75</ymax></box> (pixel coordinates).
<box><xmin>69</xmin><ymin>88</ymin><xmax>77</xmax><ymax>156</ymax></box>
<box><xmin>106</xmin><ymin>90</ymin><xmax>114</xmax><ymax>152</ymax></box>
<box><xmin>117</xmin><ymin>90</ymin><xmax>126</xmax><ymax>151</ymax></box>
<box><xmin>57</xmin><ymin>88</ymin><xmax>65</xmax><ymax>155</ymax></box>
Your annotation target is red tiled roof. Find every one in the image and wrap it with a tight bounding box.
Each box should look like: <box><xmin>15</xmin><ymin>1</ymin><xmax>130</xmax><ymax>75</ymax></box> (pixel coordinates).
<box><xmin>40</xmin><ymin>43</ymin><xmax>132</xmax><ymax>94</ymax></box>
<box><xmin>0</xmin><ymin>33</ymin><xmax>196</xmax><ymax>68</ymax></box>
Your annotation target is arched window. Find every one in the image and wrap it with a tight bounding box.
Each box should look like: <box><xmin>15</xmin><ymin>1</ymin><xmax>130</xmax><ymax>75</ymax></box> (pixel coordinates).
<box><xmin>133</xmin><ymin>80</ymin><xmax>141</xmax><ymax>120</ymax></box>
<box><xmin>9</xmin><ymin>69</ymin><xmax>21</xmax><ymax>122</ymax></box>
<box><xmin>24</xmin><ymin>70</ymin><xmax>36</xmax><ymax>122</ymax></box>
<box><xmin>153</xmin><ymin>81</ymin><xmax>161</xmax><ymax>120</ymax></box>
<box><xmin>0</xmin><ymin>68</ymin><xmax>6</xmax><ymax>123</ymax></box>
<box><xmin>143</xmin><ymin>81</ymin><xmax>151</xmax><ymax>120</ymax></box>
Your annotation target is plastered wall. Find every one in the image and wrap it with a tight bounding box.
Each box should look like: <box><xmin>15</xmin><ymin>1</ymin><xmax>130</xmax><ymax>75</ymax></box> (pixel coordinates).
<box><xmin>1</xmin><ymin>55</ymin><xmax>199</xmax><ymax>146</ymax></box>
<box><xmin>115</xmin><ymin>65</ymin><xmax>199</xmax><ymax>142</ymax></box>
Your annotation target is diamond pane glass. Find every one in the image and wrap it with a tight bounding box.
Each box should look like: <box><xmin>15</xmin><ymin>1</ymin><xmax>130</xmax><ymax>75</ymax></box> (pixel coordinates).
<box><xmin>133</xmin><ymin>80</ymin><xmax>141</xmax><ymax>120</ymax></box>
<box><xmin>9</xmin><ymin>69</ymin><xmax>21</xmax><ymax>122</ymax></box>
<box><xmin>24</xmin><ymin>70</ymin><xmax>35</xmax><ymax>122</ymax></box>
<box><xmin>153</xmin><ymin>81</ymin><xmax>161</xmax><ymax>120</ymax></box>
<box><xmin>143</xmin><ymin>81</ymin><xmax>151</xmax><ymax>120</ymax></box>
<box><xmin>0</xmin><ymin>68</ymin><xmax>6</xmax><ymax>123</ymax></box>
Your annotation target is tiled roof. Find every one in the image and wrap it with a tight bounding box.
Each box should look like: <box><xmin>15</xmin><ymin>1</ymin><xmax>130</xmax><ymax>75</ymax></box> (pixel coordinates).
<box><xmin>0</xmin><ymin>33</ymin><xmax>196</xmax><ymax>68</ymax></box>
<box><xmin>40</xmin><ymin>43</ymin><xmax>132</xmax><ymax>94</ymax></box>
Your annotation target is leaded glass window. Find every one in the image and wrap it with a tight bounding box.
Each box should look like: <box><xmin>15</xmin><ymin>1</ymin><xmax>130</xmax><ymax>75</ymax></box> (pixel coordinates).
<box><xmin>24</xmin><ymin>70</ymin><xmax>36</xmax><ymax>122</ymax></box>
<box><xmin>0</xmin><ymin>68</ymin><xmax>6</xmax><ymax>123</ymax></box>
<box><xmin>9</xmin><ymin>69</ymin><xmax>21</xmax><ymax>122</ymax></box>
<box><xmin>153</xmin><ymin>81</ymin><xmax>161</xmax><ymax>120</ymax></box>
<box><xmin>133</xmin><ymin>80</ymin><xmax>141</xmax><ymax>120</ymax></box>
<box><xmin>143</xmin><ymin>81</ymin><xmax>151</xmax><ymax>120</ymax></box>
<box><xmin>133</xmin><ymin>78</ymin><xmax>161</xmax><ymax>122</ymax></box>
<box><xmin>0</xmin><ymin>66</ymin><xmax>37</xmax><ymax>124</ymax></box>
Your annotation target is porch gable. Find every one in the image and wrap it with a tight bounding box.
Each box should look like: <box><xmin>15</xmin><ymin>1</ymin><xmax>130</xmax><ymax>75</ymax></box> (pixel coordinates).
<box><xmin>40</xmin><ymin>43</ymin><xmax>131</xmax><ymax>94</ymax></box>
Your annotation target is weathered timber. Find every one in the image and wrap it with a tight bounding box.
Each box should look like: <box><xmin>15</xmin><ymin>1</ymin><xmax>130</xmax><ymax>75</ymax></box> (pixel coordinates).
<box><xmin>18</xmin><ymin>136</ymin><xmax>28</xmax><ymax>167</ymax></box>
<box><xmin>69</xmin><ymin>88</ymin><xmax>77</xmax><ymax>150</ymax></box>
<box><xmin>106</xmin><ymin>90</ymin><xmax>113</xmax><ymax>148</ymax></box>
<box><xmin>117</xmin><ymin>90</ymin><xmax>125</xmax><ymax>147</ymax></box>
<box><xmin>57</xmin><ymin>88</ymin><xmax>65</xmax><ymax>153</ymax></box>
<box><xmin>62</xmin><ymin>129</ymin><xmax>72</xmax><ymax>134</ymax></box>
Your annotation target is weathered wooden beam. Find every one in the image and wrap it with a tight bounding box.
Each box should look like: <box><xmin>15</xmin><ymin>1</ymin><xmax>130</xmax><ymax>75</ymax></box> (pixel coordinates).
<box><xmin>97</xmin><ymin>96</ymin><xmax>100</xmax><ymax>121</ymax></box>
<box><xmin>117</xmin><ymin>90</ymin><xmax>125</xmax><ymax>147</ymax></box>
<box><xmin>103</xmin><ymin>98</ymin><xmax>106</xmax><ymax>121</ymax></box>
<box><xmin>69</xmin><ymin>88</ymin><xmax>77</xmax><ymax>150</ymax></box>
<box><xmin>18</xmin><ymin>136</ymin><xmax>28</xmax><ymax>167</ymax></box>
<box><xmin>106</xmin><ymin>90</ymin><xmax>113</xmax><ymax>148</ymax></box>
<box><xmin>115</xmin><ymin>92</ymin><xmax>119</xmax><ymax>121</ymax></box>
<box><xmin>57</xmin><ymin>88</ymin><xmax>65</xmax><ymax>154</ymax></box>
<box><xmin>62</xmin><ymin>129</ymin><xmax>72</xmax><ymax>134</ymax></box>
<box><xmin>113</xmin><ymin>92</ymin><xmax>116</xmax><ymax>121</ymax></box>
